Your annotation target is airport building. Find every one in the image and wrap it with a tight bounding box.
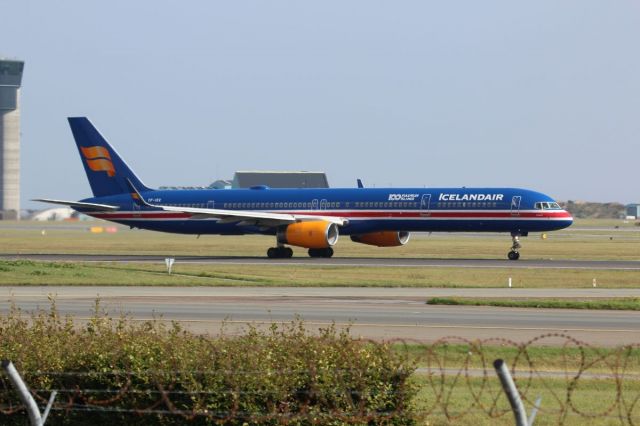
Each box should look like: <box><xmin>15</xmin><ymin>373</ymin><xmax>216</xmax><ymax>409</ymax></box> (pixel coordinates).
<box><xmin>626</xmin><ymin>204</ymin><xmax>640</xmax><ymax>220</ymax></box>
<box><xmin>0</xmin><ymin>58</ymin><xmax>24</xmax><ymax>220</ymax></box>
<box><xmin>230</xmin><ymin>171</ymin><xmax>329</xmax><ymax>189</ymax></box>
<box><xmin>161</xmin><ymin>171</ymin><xmax>330</xmax><ymax>190</ymax></box>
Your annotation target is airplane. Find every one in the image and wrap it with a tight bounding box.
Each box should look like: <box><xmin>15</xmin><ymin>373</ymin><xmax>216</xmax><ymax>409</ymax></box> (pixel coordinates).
<box><xmin>35</xmin><ymin>117</ymin><xmax>573</xmax><ymax>260</ymax></box>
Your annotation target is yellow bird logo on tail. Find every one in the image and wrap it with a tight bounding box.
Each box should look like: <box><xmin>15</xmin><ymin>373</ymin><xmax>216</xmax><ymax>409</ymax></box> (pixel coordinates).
<box><xmin>80</xmin><ymin>146</ymin><xmax>115</xmax><ymax>177</ymax></box>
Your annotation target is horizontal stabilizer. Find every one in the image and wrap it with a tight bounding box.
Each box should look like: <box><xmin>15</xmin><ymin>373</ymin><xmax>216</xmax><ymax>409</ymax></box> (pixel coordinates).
<box><xmin>32</xmin><ymin>198</ymin><xmax>119</xmax><ymax>211</ymax></box>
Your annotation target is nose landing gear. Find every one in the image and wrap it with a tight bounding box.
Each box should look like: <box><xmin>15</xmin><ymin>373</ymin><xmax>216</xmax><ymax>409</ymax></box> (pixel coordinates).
<box><xmin>508</xmin><ymin>233</ymin><xmax>522</xmax><ymax>260</ymax></box>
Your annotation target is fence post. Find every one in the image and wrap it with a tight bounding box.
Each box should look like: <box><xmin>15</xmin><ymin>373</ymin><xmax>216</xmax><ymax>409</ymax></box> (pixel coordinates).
<box><xmin>2</xmin><ymin>360</ymin><xmax>57</xmax><ymax>426</ymax></box>
<box><xmin>493</xmin><ymin>359</ymin><xmax>528</xmax><ymax>426</ymax></box>
<box><xmin>2</xmin><ymin>360</ymin><xmax>42</xmax><ymax>426</ymax></box>
<box><xmin>528</xmin><ymin>396</ymin><xmax>542</xmax><ymax>426</ymax></box>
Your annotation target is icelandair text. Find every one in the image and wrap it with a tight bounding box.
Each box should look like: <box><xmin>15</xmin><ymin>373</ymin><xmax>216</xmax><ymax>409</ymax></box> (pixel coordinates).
<box><xmin>438</xmin><ymin>193</ymin><xmax>504</xmax><ymax>201</ymax></box>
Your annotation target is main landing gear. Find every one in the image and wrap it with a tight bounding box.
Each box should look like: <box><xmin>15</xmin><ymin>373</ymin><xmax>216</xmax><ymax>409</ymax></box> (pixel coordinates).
<box><xmin>267</xmin><ymin>246</ymin><xmax>293</xmax><ymax>259</ymax></box>
<box><xmin>266</xmin><ymin>246</ymin><xmax>334</xmax><ymax>258</ymax></box>
<box><xmin>308</xmin><ymin>247</ymin><xmax>334</xmax><ymax>258</ymax></box>
<box><xmin>508</xmin><ymin>232</ymin><xmax>522</xmax><ymax>260</ymax></box>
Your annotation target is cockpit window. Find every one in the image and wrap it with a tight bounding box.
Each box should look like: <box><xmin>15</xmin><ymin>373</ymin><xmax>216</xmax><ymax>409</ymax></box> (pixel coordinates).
<box><xmin>535</xmin><ymin>202</ymin><xmax>562</xmax><ymax>210</ymax></box>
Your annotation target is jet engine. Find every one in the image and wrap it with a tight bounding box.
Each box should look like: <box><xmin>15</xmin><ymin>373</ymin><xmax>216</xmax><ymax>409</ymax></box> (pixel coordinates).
<box><xmin>277</xmin><ymin>221</ymin><xmax>339</xmax><ymax>249</ymax></box>
<box><xmin>350</xmin><ymin>231</ymin><xmax>410</xmax><ymax>247</ymax></box>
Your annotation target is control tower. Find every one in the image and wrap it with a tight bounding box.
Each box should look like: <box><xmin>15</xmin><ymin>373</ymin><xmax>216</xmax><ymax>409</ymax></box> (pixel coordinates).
<box><xmin>0</xmin><ymin>59</ymin><xmax>24</xmax><ymax>220</ymax></box>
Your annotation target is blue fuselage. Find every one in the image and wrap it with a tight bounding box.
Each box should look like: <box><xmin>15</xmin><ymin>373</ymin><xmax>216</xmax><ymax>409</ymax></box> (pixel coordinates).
<box><xmin>79</xmin><ymin>187</ymin><xmax>573</xmax><ymax>236</ymax></box>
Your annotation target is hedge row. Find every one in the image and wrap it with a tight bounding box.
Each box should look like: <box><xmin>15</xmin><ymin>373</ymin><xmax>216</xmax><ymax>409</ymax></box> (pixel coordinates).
<box><xmin>0</xmin><ymin>300</ymin><xmax>417</xmax><ymax>425</ymax></box>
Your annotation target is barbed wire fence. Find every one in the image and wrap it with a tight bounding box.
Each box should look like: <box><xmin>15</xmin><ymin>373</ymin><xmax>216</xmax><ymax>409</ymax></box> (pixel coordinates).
<box><xmin>2</xmin><ymin>333</ymin><xmax>640</xmax><ymax>425</ymax></box>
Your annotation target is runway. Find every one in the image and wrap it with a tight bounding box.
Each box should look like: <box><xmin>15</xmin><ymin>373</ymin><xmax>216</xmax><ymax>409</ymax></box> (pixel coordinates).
<box><xmin>2</xmin><ymin>287</ymin><xmax>639</xmax><ymax>346</ymax></box>
<box><xmin>1</xmin><ymin>253</ymin><xmax>639</xmax><ymax>270</ymax></box>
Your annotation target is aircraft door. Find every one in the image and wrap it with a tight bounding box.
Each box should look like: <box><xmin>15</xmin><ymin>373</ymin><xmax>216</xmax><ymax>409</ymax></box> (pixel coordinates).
<box><xmin>320</xmin><ymin>199</ymin><xmax>328</xmax><ymax>210</ymax></box>
<box><xmin>420</xmin><ymin>194</ymin><xmax>431</xmax><ymax>216</ymax></box>
<box><xmin>132</xmin><ymin>199</ymin><xmax>141</xmax><ymax>217</ymax></box>
<box><xmin>510</xmin><ymin>196</ymin><xmax>521</xmax><ymax>216</ymax></box>
<box><xmin>311</xmin><ymin>199</ymin><xmax>319</xmax><ymax>210</ymax></box>
<box><xmin>207</xmin><ymin>200</ymin><xmax>215</xmax><ymax>209</ymax></box>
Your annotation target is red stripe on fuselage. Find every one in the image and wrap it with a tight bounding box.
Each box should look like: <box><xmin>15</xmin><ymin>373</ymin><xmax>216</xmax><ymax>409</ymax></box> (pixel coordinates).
<box><xmin>89</xmin><ymin>210</ymin><xmax>571</xmax><ymax>220</ymax></box>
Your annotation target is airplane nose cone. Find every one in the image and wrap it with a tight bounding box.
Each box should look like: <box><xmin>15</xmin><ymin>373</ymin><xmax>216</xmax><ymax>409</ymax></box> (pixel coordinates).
<box><xmin>564</xmin><ymin>210</ymin><xmax>574</xmax><ymax>227</ymax></box>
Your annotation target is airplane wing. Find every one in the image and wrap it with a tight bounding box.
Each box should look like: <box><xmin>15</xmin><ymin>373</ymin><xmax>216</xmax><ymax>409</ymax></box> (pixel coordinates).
<box><xmin>156</xmin><ymin>204</ymin><xmax>347</xmax><ymax>226</ymax></box>
<box><xmin>126</xmin><ymin>179</ymin><xmax>348</xmax><ymax>227</ymax></box>
<box><xmin>32</xmin><ymin>198</ymin><xmax>120</xmax><ymax>211</ymax></box>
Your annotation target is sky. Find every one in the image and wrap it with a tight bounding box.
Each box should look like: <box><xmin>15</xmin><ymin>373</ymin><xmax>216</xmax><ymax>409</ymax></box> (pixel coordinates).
<box><xmin>1</xmin><ymin>0</ymin><xmax>639</xmax><ymax>208</ymax></box>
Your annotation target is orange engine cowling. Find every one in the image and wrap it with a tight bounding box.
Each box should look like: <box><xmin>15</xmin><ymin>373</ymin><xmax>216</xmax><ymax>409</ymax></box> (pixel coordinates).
<box><xmin>277</xmin><ymin>221</ymin><xmax>339</xmax><ymax>249</ymax></box>
<box><xmin>350</xmin><ymin>231</ymin><xmax>410</xmax><ymax>247</ymax></box>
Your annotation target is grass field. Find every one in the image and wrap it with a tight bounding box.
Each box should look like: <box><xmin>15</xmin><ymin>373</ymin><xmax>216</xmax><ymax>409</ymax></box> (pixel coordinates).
<box><xmin>0</xmin><ymin>219</ymin><xmax>639</xmax><ymax>287</ymax></box>
<box><xmin>408</xmin><ymin>341</ymin><xmax>640</xmax><ymax>424</ymax></box>
<box><xmin>426</xmin><ymin>297</ymin><xmax>640</xmax><ymax>310</ymax></box>
<box><xmin>1</xmin><ymin>259</ymin><xmax>640</xmax><ymax>288</ymax></box>
<box><xmin>1</xmin><ymin>218</ymin><xmax>639</xmax><ymax>260</ymax></box>
<box><xmin>413</xmin><ymin>375</ymin><xmax>640</xmax><ymax>425</ymax></box>
<box><xmin>1</xmin><ymin>220</ymin><xmax>637</xmax><ymax>423</ymax></box>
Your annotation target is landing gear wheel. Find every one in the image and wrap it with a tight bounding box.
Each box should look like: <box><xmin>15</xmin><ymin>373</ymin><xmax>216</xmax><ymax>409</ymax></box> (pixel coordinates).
<box><xmin>508</xmin><ymin>233</ymin><xmax>523</xmax><ymax>261</ymax></box>
<box><xmin>267</xmin><ymin>247</ymin><xmax>294</xmax><ymax>259</ymax></box>
<box><xmin>308</xmin><ymin>247</ymin><xmax>334</xmax><ymax>258</ymax></box>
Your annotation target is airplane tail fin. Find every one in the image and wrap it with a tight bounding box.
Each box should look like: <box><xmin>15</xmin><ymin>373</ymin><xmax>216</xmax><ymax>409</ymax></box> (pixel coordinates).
<box><xmin>68</xmin><ymin>117</ymin><xmax>152</xmax><ymax>197</ymax></box>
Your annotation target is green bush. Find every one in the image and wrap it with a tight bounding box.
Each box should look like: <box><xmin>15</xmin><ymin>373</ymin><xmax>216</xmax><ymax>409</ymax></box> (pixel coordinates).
<box><xmin>0</xmin><ymin>300</ymin><xmax>417</xmax><ymax>425</ymax></box>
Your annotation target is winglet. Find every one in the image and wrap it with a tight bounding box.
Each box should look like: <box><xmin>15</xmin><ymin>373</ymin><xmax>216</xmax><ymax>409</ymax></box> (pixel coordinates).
<box><xmin>357</xmin><ymin>179</ymin><xmax>364</xmax><ymax>188</ymax></box>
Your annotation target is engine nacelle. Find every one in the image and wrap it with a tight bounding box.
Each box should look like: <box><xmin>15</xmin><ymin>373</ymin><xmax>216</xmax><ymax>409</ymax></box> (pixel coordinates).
<box><xmin>277</xmin><ymin>221</ymin><xmax>339</xmax><ymax>249</ymax></box>
<box><xmin>350</xmin><ymin>231</ymin><xmax>410</xmax><ymax>247</ymax></box>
